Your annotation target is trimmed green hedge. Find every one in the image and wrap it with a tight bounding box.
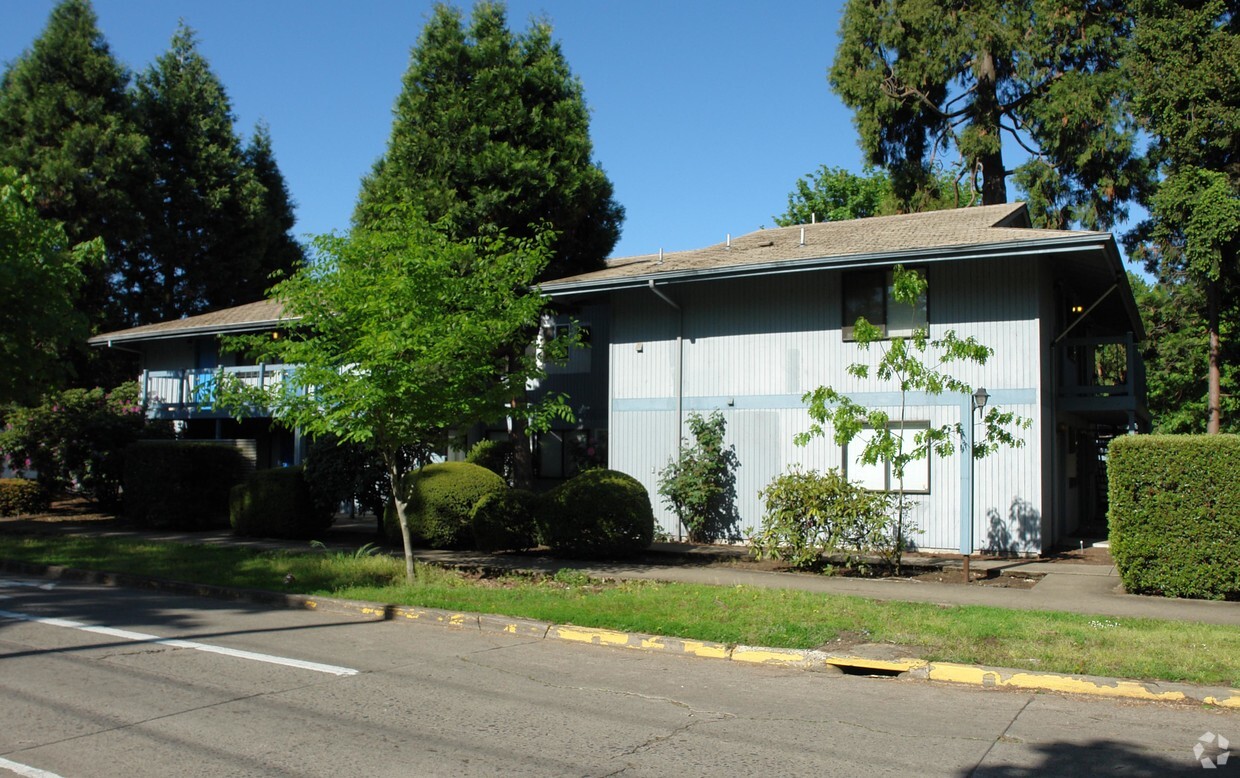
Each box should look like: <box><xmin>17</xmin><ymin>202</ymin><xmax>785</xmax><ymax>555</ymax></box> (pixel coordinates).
<box><xmin>1108</xmin><ymin>434</ymin><xmax>1240</xmax><ymax>600</ymax></box>
<box><xmin>471</xmin><ymin>488</ymin><xmax>540</xmax><ymax>552</ymax></box>
<box><xmin>385</xmin><ymin>462</ymin><xmax>506</xmax><ymax>549</ymax></box>
<box><xmin>540</xmin><ymin>469</ymin><xmax>654</xmax><ymax>558</ymax></box>
<box><xmin>230</xmin><ymin>466</ymin><xmax>334</xmax><ymax>539</ymax></box>
<box><xmin>123</xmin><ymin>442</ymin><xmax>249</xmax><ymax>530</ymax></box>
<box><xmin>0</xmin><ymin>478</ymin><xmax>49</xmax><ymax>516</ymax></box>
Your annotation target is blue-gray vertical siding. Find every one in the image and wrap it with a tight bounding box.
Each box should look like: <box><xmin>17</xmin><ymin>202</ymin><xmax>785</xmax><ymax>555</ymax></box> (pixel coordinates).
<box><xmin>607</xmin><ymin>256</ymin><xmax>1046</xmax><ymax>553</ymax></box>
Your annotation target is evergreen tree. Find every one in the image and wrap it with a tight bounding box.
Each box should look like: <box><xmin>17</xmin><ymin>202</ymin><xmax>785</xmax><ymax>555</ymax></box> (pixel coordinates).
<box><xmin>356</xmin><ymin>2</ymin><xmax>623</xmax><ymax>282</ymax></box>
<box><xmin>0</xmin><ymin>0</ymin><xmax>146</xmax><ymax>332</ymax></box>
<box><xmin>242</xmin><ymin>121</ymin><xmax>305</xmax><ymax>290</ymax></box>
<box><xmin>131</xmin><ymin>23</ymin><xmax>299</xmax><ymax>322</ymax></box>
<box><xmin>829</xmin><ymin>0</ymin><xmax>1146</xmax><ymax>229</ymax></box>
<box><xmin>1129</xmin><ymin>0</ymin><xmax>1239</xmax><ymax>434</ymax></box>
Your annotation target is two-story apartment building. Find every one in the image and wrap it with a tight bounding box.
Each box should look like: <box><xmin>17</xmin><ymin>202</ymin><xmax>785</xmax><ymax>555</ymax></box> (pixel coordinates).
<box><xmin>93</xmin><ymin>202</ymin><xmax>1146</xmax><ymax>554</ymax></box>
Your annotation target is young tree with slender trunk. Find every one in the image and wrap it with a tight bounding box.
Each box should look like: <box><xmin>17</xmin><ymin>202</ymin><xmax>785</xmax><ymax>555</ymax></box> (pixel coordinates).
<box><xmin>217</xmin><ymin>207</ymin><xmax>573</xmax><ymax>582</ymax></box>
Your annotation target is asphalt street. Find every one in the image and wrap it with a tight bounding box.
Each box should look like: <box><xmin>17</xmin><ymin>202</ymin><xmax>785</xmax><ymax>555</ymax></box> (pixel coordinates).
<box><xmin>0</xmin><ymin>576</ymin><xmax>1234</xmax><ymax>777</ymax></box>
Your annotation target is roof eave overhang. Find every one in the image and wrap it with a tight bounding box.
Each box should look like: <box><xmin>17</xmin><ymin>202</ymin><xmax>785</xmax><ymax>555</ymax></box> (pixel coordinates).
<box><xmin>87</xmin><ymin>318</ymin><xmax>295</xmax><ymax>347</ymax></box>
<box><xmin>540</xmin><ymin>234</ymin><xmax>1112</xmax><ymax>299</ymax></box>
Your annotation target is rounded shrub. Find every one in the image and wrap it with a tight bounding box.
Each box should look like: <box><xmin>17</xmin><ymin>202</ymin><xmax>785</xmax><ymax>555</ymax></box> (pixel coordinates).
<box><xmin>123</xmin><ymin>441</ymin><xmax>248</xmax><ymax>529</ymax></box>
<box><xmin>230</xmin><ymin>465</ymin><xmax>334</xmax><ymax>539</ymax></box>
<box><xmin>0</xmin><ymin>478</ymin><xmax>49</xmax><ymax>516</ymax></box>
<box><xmin>388</xmin><ymin>462</ymin><xmax>506</xmax><ymax>549</ymax></box>
<box><xmin>464</xmin><ymin>438</ymin><xmax>512</xmax><ymax>481</ymax></box>
<box><xmin>539</xmin><ymin>469</ymin><xmax>654</xmax><ymax>558</ymax></box>
<box><xmin>471</xmin><ymin>488</ymin><xmax>540</xmax><ymax>552</ymax></box>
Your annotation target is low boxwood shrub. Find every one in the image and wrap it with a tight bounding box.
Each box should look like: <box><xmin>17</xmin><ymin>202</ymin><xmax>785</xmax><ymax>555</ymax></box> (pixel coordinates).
<box><xmin>471</xmin><ymin>488</ymin><xmax>540</xmax><ymax>552</ymax></box>
<box><xmin>0</xmin><ymin>478</ymin><xmax>49</xmax><ymax>516</ymax></box>
<box><xmin>539</xmin><ymin>469</ymin><xmax>654</xmax><ymax>558</ymax></box>
<box><xmin>123</xmin><ymin>441</ymin><xmax>249</xmax><ymax>530</ymax></box>
<box><xmin>230</xmin><ymin>465</ymin><xmax>334</xmax><ymax>539</ymax></box>
<box><xmin>1108</xmin><ymin>434</ymin><xmax>1240</xmax><ymax>600</ymax></box>
<box><xmin>751</xmin><ymin>467</ymin><xmax>897</xmax><ymax>571</ymax></box>
<box><xmin>385</xmin><ymin>462</ymin><xmax>506</xmax><ymax>549</ymax></box>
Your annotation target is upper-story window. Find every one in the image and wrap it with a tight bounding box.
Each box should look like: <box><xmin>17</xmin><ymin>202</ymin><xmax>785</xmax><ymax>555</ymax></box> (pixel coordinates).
<box><xmin>543</xmin><ymin>322</ymin><xmax>592</xmax><ymax>374</ymax></box>
<box><xmin>842</xmin><ymin>268</ymin><xmax>927</xmax><ymax>340</ymax></box>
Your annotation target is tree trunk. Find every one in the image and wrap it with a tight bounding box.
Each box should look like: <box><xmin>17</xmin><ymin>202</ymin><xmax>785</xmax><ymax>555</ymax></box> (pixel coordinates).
<box><xmin>974</xmin><ymin>48</ymin><xmax>1008</xmax><ymax>206</ymax></box>
<box><xmin>1207</xmin><ymin>277</ymin><xmax>1222</xmax><ymax>434</ymax></box>
<box><xmin>385</xmin><ymin>456</ymin><xmax>416</xmax><ymax>583</ymax></box>
<box><xmin>510</xmin><ymin>411</ymin><xmax>533</xmax><ymax>489</ymax></box>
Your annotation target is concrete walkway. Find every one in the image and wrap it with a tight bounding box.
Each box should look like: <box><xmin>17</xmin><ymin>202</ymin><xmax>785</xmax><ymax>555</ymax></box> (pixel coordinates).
<box><xmin>3</xmin><ymin>515</ymin><xmax>1239</xmax><ymax>627</ymax></box>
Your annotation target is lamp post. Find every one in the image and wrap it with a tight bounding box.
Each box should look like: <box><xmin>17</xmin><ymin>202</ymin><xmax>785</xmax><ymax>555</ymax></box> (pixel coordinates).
<box><xmin>965</xmin><ymin>387</ymin><xmax>989</xmax><ymax>582</ymax></box>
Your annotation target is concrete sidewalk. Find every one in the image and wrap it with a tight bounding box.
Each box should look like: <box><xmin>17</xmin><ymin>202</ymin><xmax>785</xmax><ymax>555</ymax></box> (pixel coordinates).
<box><xmin>3</xmin><ymin>514</ymin><xmax>1239</xmax><ymax>627</ymax></box>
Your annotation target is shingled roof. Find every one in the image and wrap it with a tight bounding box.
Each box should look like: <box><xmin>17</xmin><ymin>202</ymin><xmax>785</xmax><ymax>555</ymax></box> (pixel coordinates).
<box><xmin>541</xmin><ymin>202</ymin><xmax>1111</xmax><ymax>294</ymax></box>
<box><xmin>88</xmin><ymin>299</ymin><xmax>291</xmax><ymax>345</ymax></box>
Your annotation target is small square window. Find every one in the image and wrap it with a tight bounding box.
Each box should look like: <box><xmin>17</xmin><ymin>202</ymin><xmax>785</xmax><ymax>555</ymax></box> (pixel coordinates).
<box><xmin>842</xmin><ymin>268</ymin><xmax>927</xmax><ymax>340</ymax></box>
<box><xmin>843</xmin><ymin>423</ymin><xmax>931</xmax><ymax>493</ymax></box>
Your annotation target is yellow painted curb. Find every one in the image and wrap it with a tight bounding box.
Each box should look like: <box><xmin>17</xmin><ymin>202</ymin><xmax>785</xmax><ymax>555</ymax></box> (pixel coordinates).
<box><xmin>823</xmin><ymin>655</ymin><xmax>928</xmax><ymax>674</ymax></box>
<box><xmin>922</xmin><ymin>662</ymin><xmax>1240</xmax><ymax>707</ymax></box>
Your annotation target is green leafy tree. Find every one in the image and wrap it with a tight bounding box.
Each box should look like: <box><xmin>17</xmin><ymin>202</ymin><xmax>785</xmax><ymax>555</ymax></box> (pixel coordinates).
<box><xmin>0</xmin><ymin>0</ymin><xmax>146</xmax><ymax>335</ymax></box>
<box><xmin>130</xmin><ymin>23</ymin><xmax>301</xmax><ymax>323</ymax></box>
<box><xmin>794</xmin><ymin>266</ymin><xmax>1030</xmax><ymax>569</ymax></box>
<box><xmin>0</xmin><ymin>382</ymin><xmax>148</xmax><ymax>509</ymax></box>
<box><xmin>355</xmin><ymin>2</ymin><xmax>623</xmax><ymax>282</ymax></box>
<box><xmin>217</xmin><ymin>206</ymin><xmax>573</xmax><ymax>581</ymax></box>
<box><xmin>774</xmin><ymin>166</ymin><xmax>972</xmax><ymax>227</ymax></box>
<box><xmin>1129</xmin><ymin>0</ymin><xmax>1239</xmax><ymax>434</ymax></box>
<box><xmin>356</xmin><ymin>2</ymin><xmax>623</xmax><ymax>486</ymax></box>
<box><xmin>1132</xmin><ymin>273</ymin><xmax>1240</xmax><ymax>434</ymax></box>
<box><xmin>829</xmin><ymin>0</ymin><xmax>1145</xmax><ymax>229</ymax></box>
<box><xmin>657</xmin><ymin>411</ymin><xmax>741</xmax><ymax>543</ymax></box>
<box><xmin>0</xmin><ymin>169</ymin><xmax>102</xmax><ymax>404</ymax></box>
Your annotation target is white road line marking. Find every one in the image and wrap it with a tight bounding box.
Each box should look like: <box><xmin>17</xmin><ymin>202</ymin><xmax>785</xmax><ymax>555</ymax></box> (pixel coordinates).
<box><xmin>0</xmin><ymin>580</ymin><xmax>56</xmax><ymax>591</ymax></box>
<box><xmin>0</xmin><ymin>609</ymin><xmax>358</xmax><ymax>677</ymax></box>
<box><xmin>0</xmin><ymin>755</ymin><xmax>66</xmax><ymax>778</ymax></box>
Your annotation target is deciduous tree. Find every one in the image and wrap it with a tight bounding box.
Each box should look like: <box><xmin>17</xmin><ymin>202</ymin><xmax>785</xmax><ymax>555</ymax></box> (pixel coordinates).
<box><xmin>217</xmin><ymin>207</ymin><xmax>573</xmax><ymax>581</ymax></box>
<box><xmin>0</xmin><ymin>169</ymin><xmax>102</xmax><ymax>404</ymax></box>
<box><xmin>829</xmin><ymin>0</ymin><xmax>1145</xmax><ymax>229</ymax></box>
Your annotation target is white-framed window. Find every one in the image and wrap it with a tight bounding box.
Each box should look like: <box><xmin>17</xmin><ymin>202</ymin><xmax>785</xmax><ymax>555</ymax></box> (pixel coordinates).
<box><xmin>842</xmin><ymin>268</ymin><xmax>928</xmax><ymax>340</ymax></box>
<box><xmin>843</xmin><ymin>423</ymin><xmax>931</xmax><ymax>493</ymax></box>
<box><xmin>543</xmin><ymin>321</ymin><xmax>592</xmax><ymax>374</ymax></box>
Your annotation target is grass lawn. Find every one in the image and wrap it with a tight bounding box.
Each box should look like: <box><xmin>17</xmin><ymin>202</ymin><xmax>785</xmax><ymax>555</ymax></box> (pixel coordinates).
<box><xmin>1</xmin><ymin>533</ymin><xmax>1237</xmax><ymax>688</ymax></box>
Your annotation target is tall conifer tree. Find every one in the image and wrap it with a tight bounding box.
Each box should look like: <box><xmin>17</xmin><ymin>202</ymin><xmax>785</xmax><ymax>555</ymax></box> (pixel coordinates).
<box><xmin>356</xmin><ymin>1</ymin><xmax>623</xmax><ymax>282</ymax></box>
<box><xmin>0</xmin><ymin>0</ymin><xmax>146</xmax><ymax>332</ymax></box>
<box><xmin>1129</xmin><ymin>0</ymin><xmax>1239</xmax><ymax>433</ymax></box>
<box><xmin>829</xmin><ymin>0</ymin><xmax>1145</xmax><ymax>229</ymax></box>
<box><xmin>131</xmin><ymin>23</ymin><xmax>301</xmax><ymax>322</ymax></box>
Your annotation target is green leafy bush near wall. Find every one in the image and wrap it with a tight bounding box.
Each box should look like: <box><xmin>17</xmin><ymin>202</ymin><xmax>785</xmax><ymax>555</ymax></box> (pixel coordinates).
<box><xmin>1108</xmin><ymin>435</ymin><xmax>1240</xmax><ymax>600</ymax></box>
<box><xmin>465</xmin><ymin>438</ymin><xmax>513</xmax><ymax>483</ymax></box>
<box><xmin>385</xmin><ymin>462</ymin><xmax>507</xmax><ymax>549</ymax></box>
<box><xmin>123</xmin><ymin>442</ymin><xmax>248</xmax><ymax>530</ymax></box>
<box><xmin>539</xmin><ymin>469</ymin><xmax>654</xmax><ymax>558</ymax></box>
<box><xmin>751</xmin><ymin>467</ymin><xmax>897</xmax><ymax>571</ymax></box>
<box><xmin>471</xmin><ymin>488</ymin><xmax>540</xmax><ymax>552</ymax></box>
<box><xmin>0</xmin><ymin>478</ymin><xmax>48</xmax><ymax>516</ymax></box>
<box><xmin>230</xmin><ymin>466</ymin><xmax>334</xmax><ymax>539</ymax></box>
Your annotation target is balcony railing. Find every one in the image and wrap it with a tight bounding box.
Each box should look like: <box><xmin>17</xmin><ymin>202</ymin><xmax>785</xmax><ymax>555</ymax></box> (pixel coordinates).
<box><xmin>141</xmin><ymin>364</ymin><xmax>294</xmax><ymax>419</ymax></box>
<box><xmin>1055</xmin><ymin>333</ymin><xmax>1147</xmax><ymax>412</ymax></box>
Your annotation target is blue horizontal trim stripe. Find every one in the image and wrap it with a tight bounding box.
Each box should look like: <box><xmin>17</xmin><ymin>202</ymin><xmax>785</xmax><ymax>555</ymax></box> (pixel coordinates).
<box><xmin>613</xmin><ymin>389</ymin><xmax>1036</xmax><ymax>413</ymax></box>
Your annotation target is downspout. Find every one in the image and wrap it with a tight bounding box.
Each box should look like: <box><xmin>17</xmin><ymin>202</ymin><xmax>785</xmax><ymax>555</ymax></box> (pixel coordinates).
<box><xmin>648</xmin><ymin>279</ymin><xmax>684</xmax><ymax>540</ymax></box>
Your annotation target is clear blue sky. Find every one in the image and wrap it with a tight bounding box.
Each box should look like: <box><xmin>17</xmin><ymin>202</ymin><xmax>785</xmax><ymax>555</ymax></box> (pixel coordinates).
<box><xmin>2</xmin><ymin>0</ymin><xmax>868</xmax><ymax>259</ymax></box>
